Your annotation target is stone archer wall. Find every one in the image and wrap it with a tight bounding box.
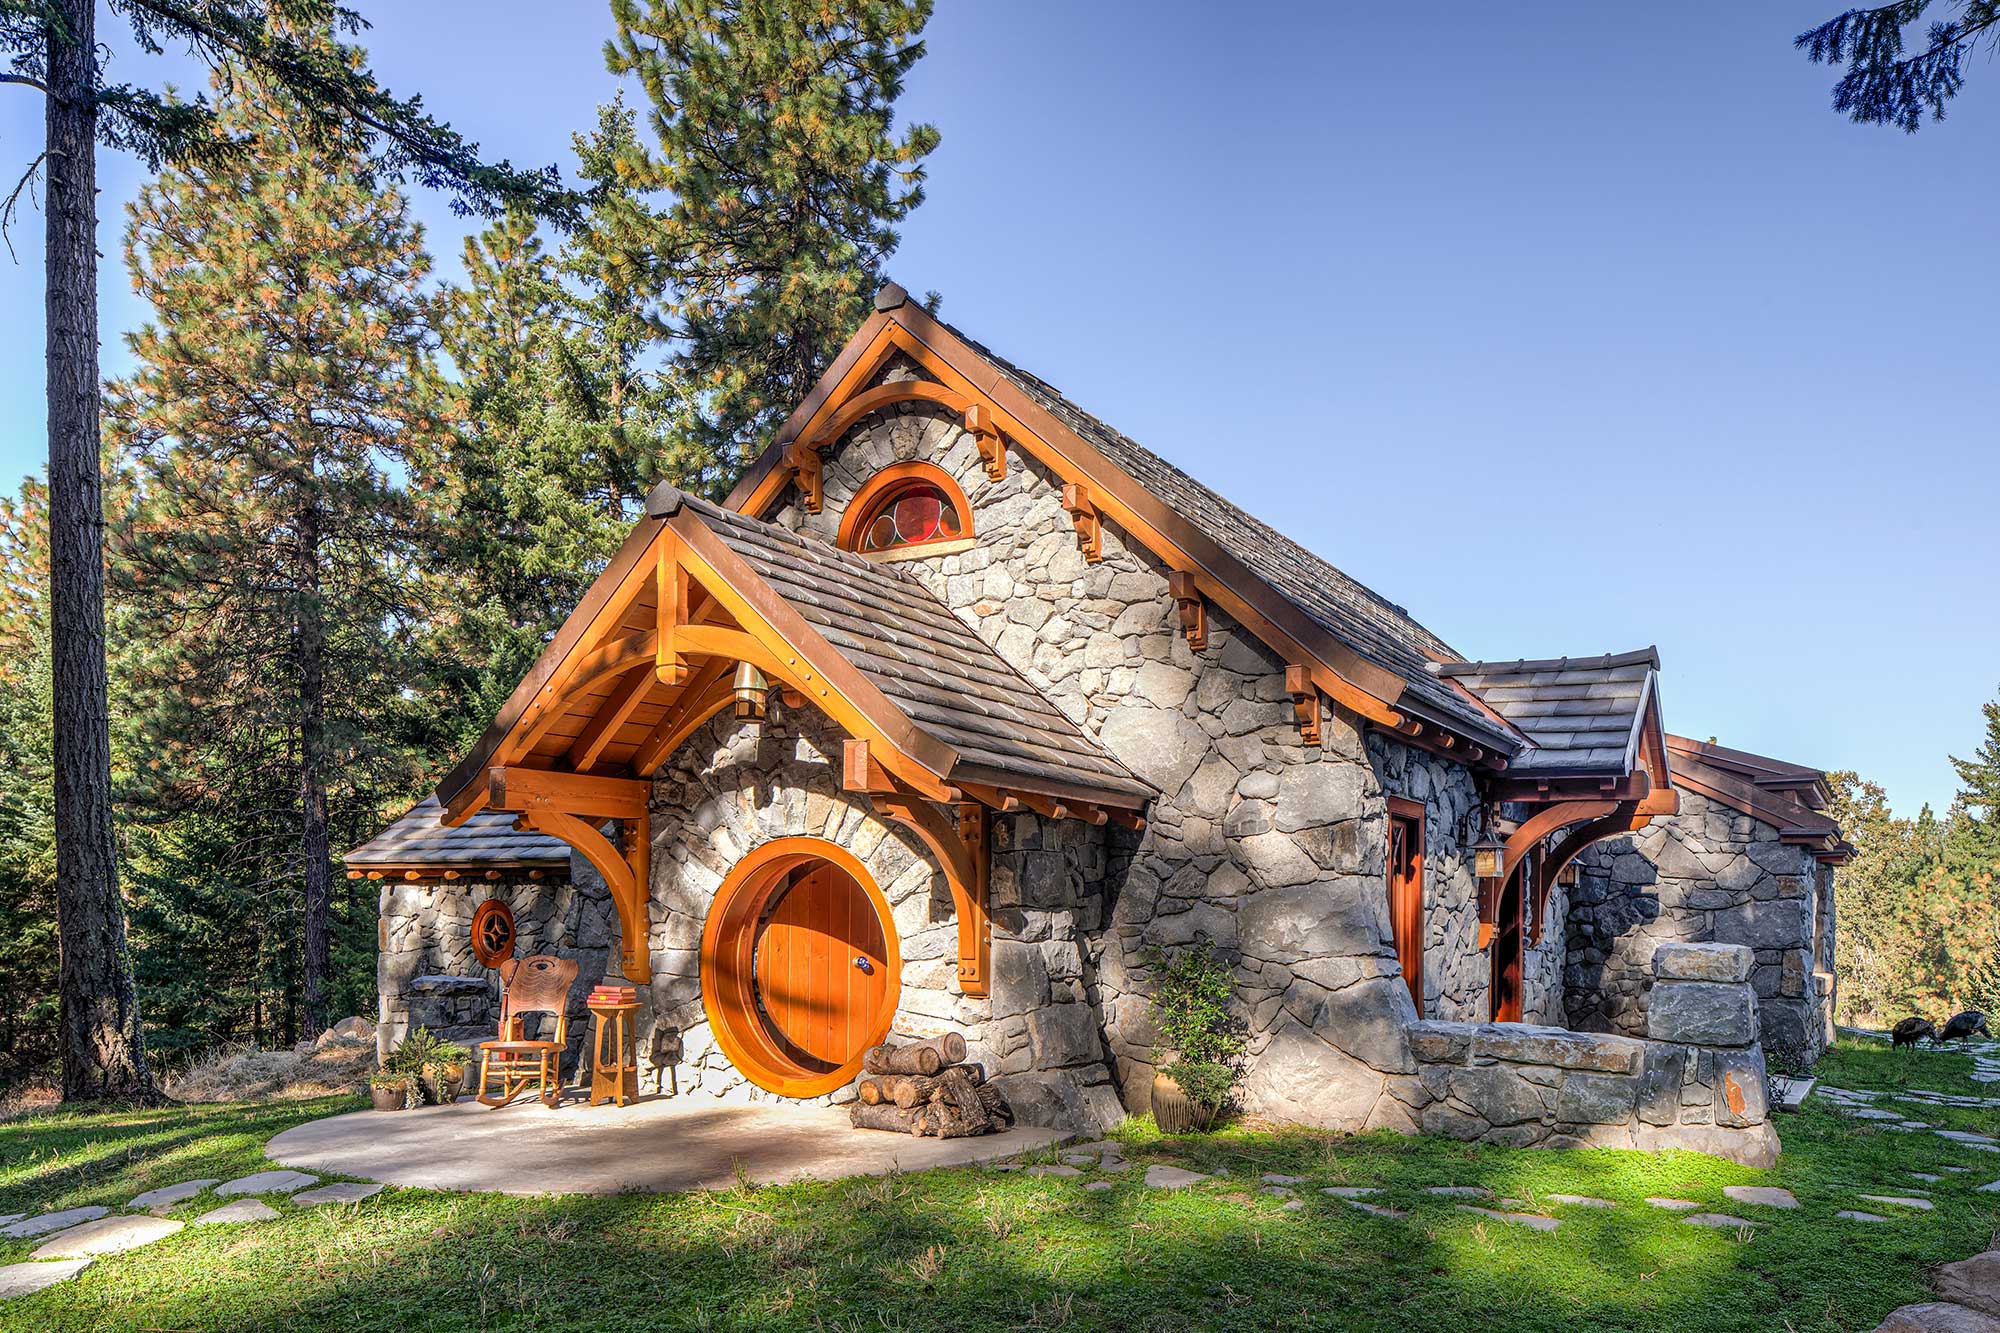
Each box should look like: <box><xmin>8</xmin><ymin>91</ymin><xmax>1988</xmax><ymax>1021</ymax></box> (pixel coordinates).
<box><xmin>1410</xmin><ymin>943</ymin><xmax>1778</xmax><ymax>1167</ymax></box>
<box><xmin>1565</xmin><ymin>791</ymin><xmax>1830</xmax><ymax>1061</ymax></box>
<box><xmin>375</xmin><ymin>869</ymin><xmax>614</xmax><ymax>1073</ymax></box>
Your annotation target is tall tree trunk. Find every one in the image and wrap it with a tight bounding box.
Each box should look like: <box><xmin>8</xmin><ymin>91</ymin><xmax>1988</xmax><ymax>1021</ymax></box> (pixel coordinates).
<box><xmin>47</xmin><ymin>0</ymin><xmax>158</xmax><ymax>1103</ymax></box>
<box><xmin>296</xmin><ymin>499</ymin><xmax>331</xmax><ymax>1038</ymax></box>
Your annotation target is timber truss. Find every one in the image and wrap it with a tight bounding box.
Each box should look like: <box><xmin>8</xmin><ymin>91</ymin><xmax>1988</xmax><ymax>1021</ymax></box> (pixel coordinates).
<box><xmin>434</xmin><ymin>494</ymin><xmax>1149</xmax><ymax>998</ymax></box>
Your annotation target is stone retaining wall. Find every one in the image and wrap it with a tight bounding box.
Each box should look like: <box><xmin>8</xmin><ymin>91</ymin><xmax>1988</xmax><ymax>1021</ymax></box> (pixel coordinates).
<box><xmin>1565</xmin><ymin>791</ymin><xmax>1832</xmax><ymax>1061</ymax></box>
<box><xmin>1411</xmin><ymin>942</ymin><xmax>1777</xmax><ymax>1165</ymax></box>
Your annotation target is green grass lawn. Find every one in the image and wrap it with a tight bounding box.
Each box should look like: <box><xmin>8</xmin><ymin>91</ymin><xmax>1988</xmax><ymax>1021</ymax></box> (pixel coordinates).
<box><xmin>3</xmin><ymin>1038</ymin><xmax>1996</xmax><ymax>1332</ymax></box>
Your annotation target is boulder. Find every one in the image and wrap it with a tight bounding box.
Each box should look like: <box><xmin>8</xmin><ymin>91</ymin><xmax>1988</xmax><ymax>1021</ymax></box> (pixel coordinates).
<box><xmin>1240</xmin><ymin>1018</ymin><xmax>1384</xmax><ymax>1131</ymax></box>
<box><xmin>1651</xmin><ymin>942</ymin><xmax>1753</xmax><ymax>985</ymax></box>
<box><xmin>1936</xmin><ymin>1253</ymin><xmax>2000</xmax><ymax>1319</ymax></box>
<box><xmin>1873</xmin><ymin>1305</ymin><xmax>2000</xmax><ymax>1333</ymax></box>
<box><xmin>1648</xmin><ymin>981</ymin><xmax>1758</xmax><ymax>1046</ymax></box>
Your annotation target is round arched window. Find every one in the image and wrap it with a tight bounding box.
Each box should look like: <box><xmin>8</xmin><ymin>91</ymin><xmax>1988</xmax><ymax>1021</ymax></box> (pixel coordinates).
<box><xmin>838</xmin><ymin>464</ymin><xmax>974</xmax><ymax>558</ymax></box>
<box><xmin>470</xmin><ymin>899</ymin><xmax>516</xmax><ymax>968</ymax></box>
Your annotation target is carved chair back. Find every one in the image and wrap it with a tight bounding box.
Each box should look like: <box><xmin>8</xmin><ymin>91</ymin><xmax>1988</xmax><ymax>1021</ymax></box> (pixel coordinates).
<box><xmin>498</xmin><ymin>954</ymin><xmax>579</xmax><ymax>1044</ymax></box>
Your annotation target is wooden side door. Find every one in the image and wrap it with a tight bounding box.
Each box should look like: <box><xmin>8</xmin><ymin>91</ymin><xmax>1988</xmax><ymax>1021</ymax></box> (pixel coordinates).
<box><xmin>754</xmin><ymin>863</ymin><xmax>889</xmax><ymax>1072</ymax></box>
<box><xmin>1387</xmin><ymin>800</ymin><xmax>1425</xmax><ymax>1013</ymax></box>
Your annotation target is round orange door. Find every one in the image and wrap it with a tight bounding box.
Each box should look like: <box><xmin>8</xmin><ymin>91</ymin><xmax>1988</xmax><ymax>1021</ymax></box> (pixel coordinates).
<box><xmin>752</xmin><ymin>861</ymin><xmax>890</xmax><ymax>1073</ymax></box>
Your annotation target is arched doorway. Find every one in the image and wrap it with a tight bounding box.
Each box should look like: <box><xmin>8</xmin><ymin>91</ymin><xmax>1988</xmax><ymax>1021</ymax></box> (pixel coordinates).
<box><xmin>1491</xmin><ymin>864</ymin><xmax>1524</xmax><ymax>1023</ymax></box>
<box><xmin>701</xmin><ymin>837</ymin><xmax>901</xmax><ymax>1096</ymax></box>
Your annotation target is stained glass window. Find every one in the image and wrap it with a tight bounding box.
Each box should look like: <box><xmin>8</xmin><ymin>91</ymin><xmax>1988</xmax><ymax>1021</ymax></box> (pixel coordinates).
<box><xmin>853</xmin><ymin>480</ymin><xmax>966</xmax><ymax>554</ymax></box>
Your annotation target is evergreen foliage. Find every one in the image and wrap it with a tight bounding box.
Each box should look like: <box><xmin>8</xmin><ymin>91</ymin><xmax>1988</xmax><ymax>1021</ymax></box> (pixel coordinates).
<box><xmin>106</xmin><ymin>32</ymin><xmax>450</xmax><ymax>1040</ymax></box>
<box><xmin>598</xmin><ymin>0</ymin><xmax>940</xmax><ymax>469</ymax></box>
<box><xmin>1798</xmin><ymin>1</ymin><xmax>2000</xmax><ymax>130</ymax></box>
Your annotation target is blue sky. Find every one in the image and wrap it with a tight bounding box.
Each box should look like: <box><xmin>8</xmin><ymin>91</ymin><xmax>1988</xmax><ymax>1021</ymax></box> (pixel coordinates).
<box><xmin>1</xmin><ymin>2</ymin><xmax>1994</xmax><ymax>817</ymax></box>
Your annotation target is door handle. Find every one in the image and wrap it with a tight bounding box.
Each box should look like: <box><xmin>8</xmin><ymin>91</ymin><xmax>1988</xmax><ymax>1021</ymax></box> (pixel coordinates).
<box><xmin>852</xmin><ymin>956</ymin><xmax>874</xmax><ymax>974</ymax></box>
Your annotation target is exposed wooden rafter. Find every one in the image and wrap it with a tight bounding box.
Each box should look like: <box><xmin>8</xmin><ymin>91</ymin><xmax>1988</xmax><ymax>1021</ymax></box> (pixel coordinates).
<box><xmin>484</xmin><ymin>766</ymin><xmax>652</xmax><ymax>983</ymax></box>
<box><xmin>1059</xmin><ymin>483</ymin><xmax>1102</xmax><ymax>563</ymax></box>
<box><xmin>1168</xmin><ymin>570</ymin><xmax>1207</xmax><ymax>651</ymax></box>
<box><xmin>1285</xmin><ymin>664</ymin><xmax>1322</xmax><ymax>746</ymax></box>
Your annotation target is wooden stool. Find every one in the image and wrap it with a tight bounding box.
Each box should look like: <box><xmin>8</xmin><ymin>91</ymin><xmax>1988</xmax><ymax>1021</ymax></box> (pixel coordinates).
<box><xmin>588</xmin><ymin>1000</ymin><xmax>641</xmax><ymax>1108</ymax></box>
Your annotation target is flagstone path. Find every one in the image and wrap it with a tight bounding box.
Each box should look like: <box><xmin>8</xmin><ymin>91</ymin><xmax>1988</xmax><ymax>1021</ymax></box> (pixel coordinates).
<box><xmin>31</xmin><ymin>1215</ymin><xmax>182</xmax><ymax>1260</ymax></box>
<box><xmin>193</xmin><ymin>1200</ymin><xmax>280</xmax><ymax>1225</ymax></box>
<box><xmin>0</xmin><ymin>1259</ymin><xmax>92</xmax><ymax>1299</ymax></box>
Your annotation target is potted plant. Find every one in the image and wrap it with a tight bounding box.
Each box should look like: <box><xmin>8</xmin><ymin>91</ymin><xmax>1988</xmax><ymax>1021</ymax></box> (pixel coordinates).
<box><xmin>1144</xmin><ymin>943</ymin><xmax>1243</xmax><ymax>1133</ymax></box>
<box><xmin>383</xmin><ymin>1025</ymin><xmax>457</xmax><ymax>1106</ymax></box>
<box><xmin>424</xmin><ymin>1040</ymin><xmax>472</xmax><ymax>1104</ymax></box>
<box><xmin>368</xmin><ymin>1071</ymin><xmax>417</xmax><ymax>1112</ymax></box>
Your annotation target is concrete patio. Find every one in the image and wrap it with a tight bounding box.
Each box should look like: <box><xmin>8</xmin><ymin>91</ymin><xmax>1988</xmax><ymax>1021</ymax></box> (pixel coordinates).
<box><xmin>267</xmin><ymin>1094</ymin><xmax>1069</xmax><ymax>1196</ymax></box>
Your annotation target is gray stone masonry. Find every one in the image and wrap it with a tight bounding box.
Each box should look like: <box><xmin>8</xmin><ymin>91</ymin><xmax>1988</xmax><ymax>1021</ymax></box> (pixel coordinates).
<box><xmin>1408</xmin><ymin>943</ymin><xmax>1777</xmax><ymax>1165</ymax></box>
<box><xmin>1566</xmin><ymin>791</ymin><xmax>1829</xmax><ymax>1062</ymax></box>
<box><xmin>376</xmin><ymin>866</ymin><xmax>611</xmax><ymax>1076</ymax></box>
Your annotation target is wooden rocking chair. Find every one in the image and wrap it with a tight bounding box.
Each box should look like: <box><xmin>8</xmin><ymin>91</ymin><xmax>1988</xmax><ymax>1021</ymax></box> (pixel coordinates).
<box><xmin>476</xmin><ymin>954</ymin><xmax>579</xmax><ymax>1108</ymax></box>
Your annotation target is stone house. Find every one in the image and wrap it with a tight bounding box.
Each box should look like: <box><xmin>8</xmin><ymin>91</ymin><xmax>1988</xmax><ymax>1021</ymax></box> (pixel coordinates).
<box><xmin>351</xmin><ymin>286</ymin><xmax>1846</xmax><ymax>1164</ymax></box>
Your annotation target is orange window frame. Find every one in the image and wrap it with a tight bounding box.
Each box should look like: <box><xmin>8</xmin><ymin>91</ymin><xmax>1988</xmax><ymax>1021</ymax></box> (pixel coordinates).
<box><xmin>836</xmin><ymin>461</ymin><xmax>975</xmax><ymax>560</ymax></box>
<box><xmin>1387</xmin><ymin>796</ymin><xmax>1425</xmax><ymax>1014</ymax></box>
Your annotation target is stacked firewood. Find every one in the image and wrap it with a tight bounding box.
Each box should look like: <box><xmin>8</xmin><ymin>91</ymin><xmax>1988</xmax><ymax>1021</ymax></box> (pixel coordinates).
<box><xmin>848</xmin><ymin>1033</ymin><xmax>1012</xmax><ymax>1138</ymax></box>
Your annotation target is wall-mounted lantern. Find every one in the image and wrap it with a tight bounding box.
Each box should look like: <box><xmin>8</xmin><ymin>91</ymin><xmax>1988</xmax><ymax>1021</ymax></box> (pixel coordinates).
<box><xmin>732</xmin><ymin>662</ymin><xmax>770</xmax><ymax>723</ymax></box>
<box><xmin>1471</xmin><ymin>831</ymin><xmax>1505</xmax><ymax>882</ymax></box>
<box><xmin>1557</xmin><ymin>861</ymin><xmax>1581</xmax><ymax>888</ymax></box>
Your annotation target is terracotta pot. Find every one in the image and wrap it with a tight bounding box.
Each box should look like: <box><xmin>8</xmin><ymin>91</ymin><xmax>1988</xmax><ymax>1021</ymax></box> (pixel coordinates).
<box><xmin>1151</xmin><ymin>1073</ymin><xmax>1198</xmax><ymax>1134</ymax></box>
<box><xmin>369</xmin><ymin>1084</ymin><xmax>406</xmax><ymax>1112</ymax></box>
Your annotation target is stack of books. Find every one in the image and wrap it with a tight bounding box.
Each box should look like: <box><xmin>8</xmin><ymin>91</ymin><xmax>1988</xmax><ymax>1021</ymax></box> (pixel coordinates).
<box><xmin>588</xmin><ymin>984</ymin><xmax>638</xmax><ymax>1007</ymax></box>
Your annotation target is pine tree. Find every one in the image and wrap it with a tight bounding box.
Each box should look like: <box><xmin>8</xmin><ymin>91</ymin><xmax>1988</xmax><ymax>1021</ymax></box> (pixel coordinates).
<box><xmin>599</xmin><ymin>0</ymin><xmax>940</xmax><ymax>469</ymax></box>
<box><xmin>107</xmin><ymin>37</ymin><xmax>451</xmax><ymax>1040</ymax></box>
<box><xmin>3</xmin><ymin>0</ymin><xmax>570</xmax><ymax>1103</ymax></box>
<box><xmin>0</xmin><ymin>482</ymin><xmax>60</xmax><ymax>1086</ymax></box>
<box><xmin>1797</xmin><ymin>3</ymin><xmax>2000</xmax><ymax>132</ymax></box>
<box><xmin>1946</xmin><ymin>687</ymin><xmax>2000</xmax><ymax>868</ymax></box>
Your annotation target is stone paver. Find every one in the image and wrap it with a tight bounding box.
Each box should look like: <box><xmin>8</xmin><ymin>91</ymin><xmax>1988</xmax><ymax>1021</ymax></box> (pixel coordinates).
<box><xmin>1913</xmin><ymin>1173</ymin><xmax>1945</xmax><ymax>1183</ymax></box>
<box><xmin>1426</xmin><ymin>1185</ymin><xmax>1492</xmax><ymax>1198</ymax></box>
<box><xmin>1458</xmin><ymin>1205</ymin><xmax>1559</xmax><ymax>1232</ymax></box>
<box><xmin>1860</xmin><ymin>1194</ymin><xmax>1935</xmax><ymax>1211</ymax></box>
<box><xmin>128</xmin><ymin>1179</ymin><xmax>221</xmax><ymax>1214</ymax></box>
<box><xmin>1935</xmin><ymin>1252</ymin><xmax>2000</xmax><ymax>1318</ymax></box>
<box><xmin>291</xmin><ymin>1182</ymin><xmax>382</xmax><ymax>1207</ymax></box>
<box><xmin>1723</xmin><ymin>1185</ymin><xmax>1800</xmax><ymax>1209</ymax></box>
<box><xmin>1979</xmin><ymin>1180</ymin><xmax>2000</xmax><ymax>1193</ymax></box>
<box><xmin>1645</xmin><ymin>1197</ymin><xmax>1700</xmax><ymax>1211</ymax></box>
<box><xmin>1837</xmin><ymin>1210</ymin><xmax>1891</xmax><ymax>1222</ymax></box>
<box><xmin>193</xmin><ymin>1200</ymin><xmax>279</xmax><ymax>1225</ymax></box>
<box><xmin>0</xmin><ymin>1206</ymin><xmax>108</xmax><ymax>1239</ymax></box>
<box><xmin>1261</xmin><ymin>1173</ymin><xmax>1304</xmax><ymax>1186</ymax></box>
<box><xmin>32</xmin><ymin>1214</ymin><xmax>182</xmax><ymax>1260</ymax></box>
<box><xmin>1060</xmin><ymin>1154</ymin><xmax>1097</xmax><ymax>1167</ymax></box>
<box><xmin>1545</xmin><ymin>1194</ymin><xmax>1617</xmax><ymax>1209</ymax></box>
<box><xmin>0</xmin><ymin>1215</ymin><xmax>20</xmax><ymax>1229</ymax></box>
<box><xmin>1683</xmin><ymin>1213</ymin><xmax>1756</xmax><ymax>1230</ymax></box>
<box><xmin>1096</xmin><ymin>1157</ymin><xmax>1135</xmax><ymax>1172</ymax></box>
<box><xmin>216</xmin><ymin>1170</ymin><xmax>319</xmax><ymax>1197</ymax></box>
<box><xmin>1083</xmin><ymin>1181</ymin><xmax>1112</xmax><ymax>1193</ymax></box>
<box><xmin>1143</xmin><ymin>1165</ymin><xmax>1208</xmax><ymax>1189</ymax></box>
<box><xmin>1347</xmin><ymin>1201</ymin><xmax>1407</xmax><ymax>1219</ymax></box>
<box><xmin>1322</xmin><ymin>1186</ymin><xmax>1378</xmax><ymax>1198</ymax></box>
<box><xmin>1940</xmin><ymin>1131</ymin><xmax>2000</xmax><ymax>1145</ymax></box>
<box><xmin>1027</xmin><ymin>1165</ymin><xmax>1081</xmax><ymax>1179</ymax></box>
<box><xmin>1261</xmin><ymin>1186</ymin><xmax>1294</xmax><ymax>1199</ymax></box>
<box><xmin>0</xmin><ymin>1258</ymin><xmax>93</xmax><ymax>1300</ymax></box>
<box><xmin>1872</xmin><ymin>1301</ymin><xmax>2000</xmax><ymax>1331</ymax></box>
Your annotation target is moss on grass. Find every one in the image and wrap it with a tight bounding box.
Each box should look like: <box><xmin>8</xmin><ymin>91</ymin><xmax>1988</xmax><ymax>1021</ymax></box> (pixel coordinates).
<box><xmin>1</xmin><ymin>1039</ymin><xmax>1993</xmax><ymax>1331</ymax></box>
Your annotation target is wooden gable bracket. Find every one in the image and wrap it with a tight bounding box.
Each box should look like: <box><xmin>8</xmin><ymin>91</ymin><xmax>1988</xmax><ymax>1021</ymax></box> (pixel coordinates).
<box><xmin>1168</xmin><ymin>570</ymin><xmax>1207</xmax><ymax>651</ymax></box>
<box><xmin>963</xmin><ymin>403</ymin><xmax>1006</xmax><ymax>482</ymax></box>
<box><xmin>843</xmin><ymin>739</ymin><xmax>991</xmax><ymax>996</ymax></box>
<box><xmin>1060</xmin><ymin>483</ymin><xmax>1102</xmax><ymax>563</ymax></box>
<box><xmin>1285</xmin><ymin>664</ymin><xmax>1322</xmax><ymax>746</ymax></box>
<box><xmin>487</xmin><ymin>766</ymin><xmax>653</xmax><ymax>984</ymax></box>
<box><xmin>784</xmin><ymin>439</ymin><xmax>825</xmax><ymax>514</ymax></box>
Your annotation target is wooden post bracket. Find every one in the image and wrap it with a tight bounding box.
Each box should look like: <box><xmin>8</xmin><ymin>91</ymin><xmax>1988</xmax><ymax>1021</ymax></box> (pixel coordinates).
<box><xmin>963</xmin><ymin>403</ymin><xmax>1006</xmax><ymax>482</ymax></box>
<box><xmin>1060</xmin><ymin>483</ymin><xmax>1102</xmax><ymax>563</ymax></box>
<box><xmin>784</xmin><ymin>439</ymin><xmax>825</xmax><ymax>514</ymax></box>
<box><xmin>844</xmin><ymin>739</ymin><xmax>991</xmax><ymax>996</ymax></box>
<box><xmin>489</xmin><ymin>767</ymin><xmax>653</xmax><ymax>984</ymax></box>
<box><xmin>1285</xmin><ymin>664</ymin><xmax>1322</xmax><ymax>746</ymax></box>
<box><xmin>1168</xmin><ymin>570</ymin><xmax>1207</xmax><ymax>651</ymax></box>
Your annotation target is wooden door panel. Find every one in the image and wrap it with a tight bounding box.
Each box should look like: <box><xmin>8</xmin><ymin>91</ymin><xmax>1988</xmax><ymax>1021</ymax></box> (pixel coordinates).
<box><xmin>754</xmin><ymin>863</ymin><xmax>887</xmax><ymax>1069</ymax></box>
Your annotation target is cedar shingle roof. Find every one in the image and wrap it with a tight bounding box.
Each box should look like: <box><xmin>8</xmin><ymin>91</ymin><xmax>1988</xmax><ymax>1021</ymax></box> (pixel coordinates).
<box><xmin>659</xmin><ymin>489</ymin><xmax>1153</xmax><ymax>802</ymax></box>
<box><xmin>1665</xmin><ymin>736</ymin><xmax>1846</xmax><ymax>851</ymax></box>
<box><xmin>945</xmin><ymin>325</ymin><xmax>1516</xmax><ymax>750</ymax></box>
<box><xmin>345</xmin><ymin>796</ymin><xmax>571</xmax><ymax>870</ymax></box>
<box><xmin>1433</xmin><ymin>648</ymin><xmax>1661</xmax><ymax>776</ymax></box>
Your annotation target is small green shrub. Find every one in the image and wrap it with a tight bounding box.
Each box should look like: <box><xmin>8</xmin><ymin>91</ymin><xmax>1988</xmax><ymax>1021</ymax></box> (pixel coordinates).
<box><xmin>1144</xmin><ymin>943</ymin><xmax>1244</xmax><ymax>1120</ymax></box>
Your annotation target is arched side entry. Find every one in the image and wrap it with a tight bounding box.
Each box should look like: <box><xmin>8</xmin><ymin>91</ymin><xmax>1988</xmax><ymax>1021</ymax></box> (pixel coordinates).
<box><xmin>700</xmin><ymin>837</ymin><xmax>902</xmax><ymax>1097</ymax></box>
